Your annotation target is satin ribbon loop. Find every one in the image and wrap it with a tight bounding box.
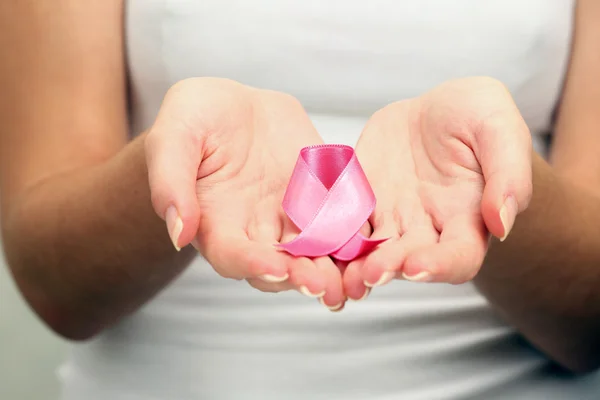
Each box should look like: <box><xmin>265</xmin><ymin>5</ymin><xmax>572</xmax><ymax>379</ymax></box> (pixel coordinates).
<box><xmin>279</xmin><ymin>145</ymin><xmax>386</xmax><ymax>261</ymax></box>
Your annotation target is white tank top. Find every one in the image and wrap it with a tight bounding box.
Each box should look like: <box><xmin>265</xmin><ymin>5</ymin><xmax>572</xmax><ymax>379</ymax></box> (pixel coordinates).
<box><xmin>58</xmin><ymin>1</ymin><xmax>600</xmax><ymax>399</ymax></box>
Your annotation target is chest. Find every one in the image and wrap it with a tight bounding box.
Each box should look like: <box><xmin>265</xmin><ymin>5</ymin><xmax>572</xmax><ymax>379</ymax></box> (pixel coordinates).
<box><xmin>126</xmin><ymin>0</ymin><xmax>575</xmax><ymax>135</ymax></box>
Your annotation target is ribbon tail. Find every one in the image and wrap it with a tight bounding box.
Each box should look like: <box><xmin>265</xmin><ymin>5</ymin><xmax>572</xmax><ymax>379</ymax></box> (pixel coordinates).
<box><xmin>331</xmin><ymin>235</ymin><xmax>388</xmax><ymax>261</ymax></box>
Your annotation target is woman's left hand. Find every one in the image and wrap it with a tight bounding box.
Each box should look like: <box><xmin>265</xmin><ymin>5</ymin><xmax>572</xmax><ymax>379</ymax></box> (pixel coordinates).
<box><xmin>343</xmin><ymin>77</ymin><xmax>533</xmax><ymax>300</ymax></box>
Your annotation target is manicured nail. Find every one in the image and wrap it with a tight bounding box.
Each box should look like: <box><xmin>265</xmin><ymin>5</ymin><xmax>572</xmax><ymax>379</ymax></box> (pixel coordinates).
<box><xmin>364</xmin><ymin>271</ymin><xmax>394</xmax><ymax>288</ymax></box>
<box><xmin>165</xmin><ymin>205</ymin><xmax>183</xmax><ymax>251</ymax></box>
<box><xmin>259</xmin><ymin>273</ymin><xmax>289</xmax><ymax>283</ymax></box>
<box><xmin>402</xmin><ymin>271</ymin><xmax>432</xmax><ymax>282</ymax></box>
<box><xmin>319</xmin><ymin>297</ymin><xmax>344</xmax><ymax>312</ymax></box>
<box><xmin>299</xmin><ymin>286</ymin><xmax>326</xmax><ymax>298</ymax></box>
<box><xmin>499</xmin><ymin>196</ymin><xmax>518</xmax><ymax>242</ymax></box>
<box><xmin>190</xmin><ymin>238</ymin><xmax>200</xmax><ymax>251</ymax></box>
<box><xmin>351</xmin><ymin>287</ymin><xmax>371</xmax><ymax>301</ymax></box>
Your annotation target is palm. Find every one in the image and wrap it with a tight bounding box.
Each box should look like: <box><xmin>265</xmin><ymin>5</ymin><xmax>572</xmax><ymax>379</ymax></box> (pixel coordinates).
<box><xmin>150</xmin><ymin>77</ymin><xmax>530</xmax><ymax>308</ymax></box>
<box><xmin>369</xmin><ymin>99</ymin><xmax>485</xmax><ymax>225</ymax></box>
<box><xmin>344</xmin><ymin>94</ymin><xmax>492</xmax><ymax>298</ymax></box>
<box><xmin>175</xmin><ymin>81</ymin><xmax>346</xmax><ymax>307</ymax></box>
<box><xmin>194</xmin><ymin>88</ymin><xmax>316</xmax><ymax>248</ymax></box>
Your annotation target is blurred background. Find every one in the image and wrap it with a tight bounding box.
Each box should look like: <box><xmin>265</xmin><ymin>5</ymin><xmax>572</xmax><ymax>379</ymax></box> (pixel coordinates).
<box><xmin>0</xmin><ymin>244</ymin><xmax>67</xmax><ymax>400</ymax></box>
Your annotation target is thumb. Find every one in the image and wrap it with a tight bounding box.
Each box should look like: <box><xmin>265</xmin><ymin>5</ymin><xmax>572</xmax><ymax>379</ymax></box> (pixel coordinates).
<box><xmin>145</xmin><ymin>115</ymin><xmax>204</xmax><ymax>251</ymax></box>
<box><xmin>476</xmin><ymin>110</ymin><xmax>533</xmax><ymax>241</ymax></box>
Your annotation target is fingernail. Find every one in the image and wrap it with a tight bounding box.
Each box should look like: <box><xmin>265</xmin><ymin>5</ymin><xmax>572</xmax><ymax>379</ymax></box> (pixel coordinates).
<box><xmin>499</xmin><ymin>196</ymin><xmax>518</xmax><ymax>242</ymax></box>
<box><xmin>402</xmin><ymin>271</ymin><xmax>432</xmax><ymax>282</ymax></box>
<box><xmin>190</xmin><ymin>238</ymin><xmax>200</xmax><ymax>251</ymax></box>
<box><xmin>352</xmin><ymin>287</ymin><xmax>371</xmax><ymax>301</ymax></box>
<box><xmin>259</xmin><ymin>273</ymin><xmax>289</xmax><ymax>283</ymax></box>
<box><xmin>299</xmin><ymin>286</ymin><xmax>326</xmax><ymax>298</ymax></box>
<box><xmin>364</xmin><ymin>271</ymin><xmax>394</xmax><ymax>288</ymax></box>
<box><xmin>319</xmin><ymin>297</ymin><xmax>344</xmax><ymax>312</ymax></box>
<box><xmin>165</xmin><ymin>206</ymin><xmax>183</xmax><ymax>251</ymax></box>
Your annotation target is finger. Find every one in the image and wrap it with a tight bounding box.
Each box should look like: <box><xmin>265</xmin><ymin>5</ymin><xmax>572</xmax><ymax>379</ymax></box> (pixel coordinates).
<box><xmin>315</xmin><ymin>256</ymin><xmax>345</xmax><ymax>312</ymax></box>
<box><xmin>200</xmin><ymin>229</ymin><xmax>290</xmax><ymax>281</ymax></box>
<box><xmin>476</xmin><ymin>104</ymin><xmax>533</xmax><ymax>241</ymax></box>
<box><xmin>247</xmin><ymin>208</ymin><xmax>284</xmax><ymax>244</ymax></box>
<box><xmin>402</xmin><ymin>213</ymin><xmax>489</xmax><ymax>284</ymax></box>
<box><xmin>242</xmin><ymin>211</ymin><xmax>296</xmax><ymax>292</ymax></box>
<box><xmin>145</xmin><ymin>108</ymin><xmax>205</xmax><ymax>250</ymax></box>
<box><xmin>334</xmin><ymin>258</ymin><xmax>349</xmax><ymax>276</ymax></box>
<box><xmin>359</xmin><ymin>211</ymin><xmax>402</xmax><ymax>288</ymax></box>
<box><xmin>280</xmin><ymin>221</ymin><xmax>328</xmax><ymax>298</ymax></box>
<box><xmin>360</xmin><ymin>235</ymin><xmax>417</xmax><ymax>288</ymax></box>
<box><xmin>246</xmin><ymin>257</ymin><xmax>331</xmax><ymax>296</ymax></box>
<box><xmin>343</xmin><ymin>259</ymin><xmax>371</xmax><ymax>301</ymax></box>
<box><xmin>361</xmin><ymin>222</ymin><xmax>438</xmax><ymax>288</ymax></box>
<box><xmin>245</xmin><ymin>252</ymin><xmax>326</xmax><ymax>296</ymax></box>
<box><xmin>287</xmin><ymin>256</ymin><xmax>327</xmax><ymax>297</ymax></box>
<box><xmin>341</xmin><ymin>220</ymin><xmax>373</xmax><ymax>300</ymax></box>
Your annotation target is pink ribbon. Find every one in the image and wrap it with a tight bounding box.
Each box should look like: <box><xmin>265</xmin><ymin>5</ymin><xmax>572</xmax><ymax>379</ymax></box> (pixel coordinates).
<box><xmin>278</xmin><ymin>144</ymin><xmax>387</xmax><ymax>261</ymax></box>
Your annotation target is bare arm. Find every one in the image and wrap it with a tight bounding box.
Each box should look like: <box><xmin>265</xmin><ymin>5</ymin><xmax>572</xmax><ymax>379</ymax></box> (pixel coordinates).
<box><xmin>475</xmin><ymin>0</ymin><xmax>600</xmax><ymax>373</ymax></box>
<box><xmin>0</xmin><ymin>1</ymin><xmax>194</xmax><ymax>341</ymax></box>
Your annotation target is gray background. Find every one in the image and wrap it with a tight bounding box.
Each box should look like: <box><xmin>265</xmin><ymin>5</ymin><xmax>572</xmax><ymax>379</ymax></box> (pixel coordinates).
<box><xmin>0</xmin><ymin>248</ymin><xmax>66</xmax><ymax>400</ymax></box>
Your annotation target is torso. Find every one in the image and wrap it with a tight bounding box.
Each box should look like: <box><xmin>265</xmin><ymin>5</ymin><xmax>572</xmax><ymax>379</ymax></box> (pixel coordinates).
<box><xmin>59</xmin><ymin>1</ymin><xmax>600</xmax><ymax>399</ymax></box>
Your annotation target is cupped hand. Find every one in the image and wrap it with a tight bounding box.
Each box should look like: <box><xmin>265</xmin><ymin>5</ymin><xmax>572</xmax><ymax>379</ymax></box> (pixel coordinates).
<box><xmin>145</xmin><ymin>78</ymin><xmax>345</xmax><ymax>310</ymax></box>
<box><xmin>344</xmin><ymin>77</ymin><xmax>533</xmax><ymax>300</ymax></box>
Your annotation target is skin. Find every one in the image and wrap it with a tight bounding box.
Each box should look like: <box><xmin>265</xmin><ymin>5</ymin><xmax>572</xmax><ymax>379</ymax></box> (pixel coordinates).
<box><xmin>0</xmin><ymin>2</ymin><xmax>345</xmax><ymax>342</ymax></box>
<box><xmin>0</xmin><ymin>0</ymin><xmax>599</xmax><ymax>376</ymax></box>
<box><xmin>147</xmin><ymin>79</ymin><xmax>346</xmax><ymax>307</ymax></box>
<box><xmin>0</xmin><ymin>1</ymin><xmax>194</xmax><ymax>340</ymax></box>
<box><xmin>345</xmin><ymin>0</ymin><xmax>600</xmax><ymax>373</ymax></box>
<box><xmin>476</xmin><ymin>0</ymin><xmax>600</xmax><ymax>373</ymax></box>
<box><xmin>344</xmin><ymin>77</ymin><xmax>531</xmax><ymax>292</ymax></box>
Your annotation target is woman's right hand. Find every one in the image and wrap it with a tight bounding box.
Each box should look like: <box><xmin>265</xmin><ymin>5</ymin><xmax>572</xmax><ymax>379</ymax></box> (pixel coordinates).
<box><xmin>145</xmin><ymin>78</ymin><xmax>346</xmax><ymax>310</ymax></box>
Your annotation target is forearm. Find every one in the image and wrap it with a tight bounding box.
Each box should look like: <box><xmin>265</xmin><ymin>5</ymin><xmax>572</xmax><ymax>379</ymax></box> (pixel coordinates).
<box><xmin>2</xmin><ymin>133</ymin><xmax>196</xmax><ymax>340</ymax></box>
<box><xmin>475</xmin><ymin>153</ymin><xmax>600</xmax><ymax>372</ymax></box>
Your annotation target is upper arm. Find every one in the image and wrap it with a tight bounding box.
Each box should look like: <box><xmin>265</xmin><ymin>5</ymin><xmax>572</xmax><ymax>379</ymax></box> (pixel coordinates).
<box><xmin>550</xmin><ymin>0</ymin><xmax>600</xmax><ymax>186</ymax></box>
<box><xmin>0</xmin><ymin>1</ymin><xmax>127</xmax><ymax>215</ymax></box>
